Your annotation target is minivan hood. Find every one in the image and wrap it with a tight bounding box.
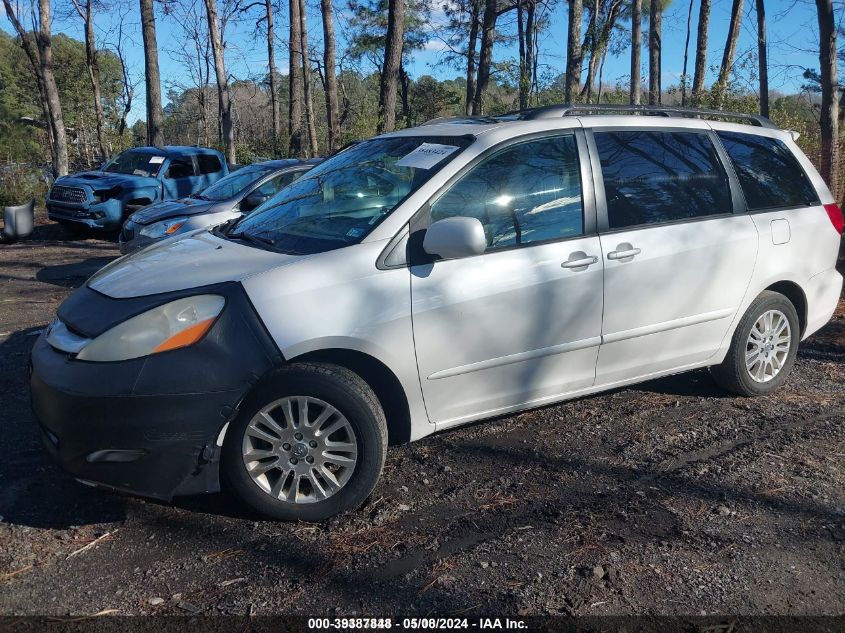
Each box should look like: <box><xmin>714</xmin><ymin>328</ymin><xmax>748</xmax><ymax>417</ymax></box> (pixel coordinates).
<box><xmin>89</xmin><ymin>231</ymin><xmax>296</xmax><ymax>298</ymax></box>
<box><xmin>129</xmin><ymin>198</ymin><xmax>230</xmax><ymax>225</ymax></box>
<box><xmin>54</xmin><ymin>170</ymin><xmax>159</xmax><ymax>191</ymax></box>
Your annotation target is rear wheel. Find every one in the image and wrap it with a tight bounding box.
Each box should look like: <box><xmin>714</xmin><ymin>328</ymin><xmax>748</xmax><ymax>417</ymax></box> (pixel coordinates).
<box><xmin>710</xmin><ymin>291</ymin><xmax>800</xmax><ymax>396</ymax></box>
<box><xmin>223</xmin><ymin>362</ymin><xmax>387</xmax><ymax>521</ymax></box>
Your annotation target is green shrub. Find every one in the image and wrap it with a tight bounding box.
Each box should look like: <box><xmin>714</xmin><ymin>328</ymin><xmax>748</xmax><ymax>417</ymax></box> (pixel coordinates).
<box><xmin>0</xmin><ymin>163</ymin><xmax>50</xmax><ymax>208</ymax></box>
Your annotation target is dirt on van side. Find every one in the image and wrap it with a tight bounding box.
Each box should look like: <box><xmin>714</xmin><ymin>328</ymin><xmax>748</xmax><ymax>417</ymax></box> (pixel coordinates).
<box><xmin>1</xmin><ymin>210</ymin><xmax>844</xmax><ymax>618</ymax></box>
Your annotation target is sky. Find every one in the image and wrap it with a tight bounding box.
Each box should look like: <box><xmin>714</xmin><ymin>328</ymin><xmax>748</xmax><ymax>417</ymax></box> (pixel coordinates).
<box><xmin>2</xmin><ymin>0</ymin><xmax>842</xmax><ymax>124</ymax></box>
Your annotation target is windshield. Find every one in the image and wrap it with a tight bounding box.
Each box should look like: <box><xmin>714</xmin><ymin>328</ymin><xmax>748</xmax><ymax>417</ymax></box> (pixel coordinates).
<box><xmin>103</xmin><ymin>150</ymin><xmax>167</xmax><ymax>177</ymax></box>
<box><xmin>229</xmin><ymin>135</ymin><xmax>471</xmax><ymax>255</ymax></box>
<box><xmin>197</xmin><ymin>165</ymin><xmax>273</xmax><ymax>201</ymax></box>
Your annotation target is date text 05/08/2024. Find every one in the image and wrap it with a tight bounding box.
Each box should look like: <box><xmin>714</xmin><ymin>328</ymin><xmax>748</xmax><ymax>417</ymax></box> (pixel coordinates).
<box><xmin>307</xmin><ymin>618</ymin><xmax>528</xmax><ymax>630</ymax></box>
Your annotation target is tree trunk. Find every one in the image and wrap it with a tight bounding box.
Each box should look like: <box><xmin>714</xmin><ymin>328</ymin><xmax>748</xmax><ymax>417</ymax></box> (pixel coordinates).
<box><xmin>518</xmin><ymin>0</ymin><xmax>527</xmax><ymax>110</ymax></box>
<box><xmin>378</xmin><ymin>0</ymin><xmax>405</xmax><ymax>132</ymax></box>
<box><xmin>35</xmin><ymin>0</ymin><xmax>70</xmax><ymax>176</ymax></box>
<box><xmin>714</xmin><ymin>0</ymin><xmax>744</xmax><ymax>108</ymax></box>
<box><xmin>630</xmin><ymin>0</ymin><xmax>641</xmax><ymax>104</ymax></box>
<box><xmin>690</xmin><ymin>0</ymin><xmax>710</xmax><ymax>106</ymax></box>
<box><xmin>815</xmin><ymin>0</ymin><xmax>839</xmax><ymax>196</ymax></box>
<box><xmin>2</xmin><ymin>0</ymin><xmax>58</xmax><ymax>170</ymax></box>
<box><xmin>204</xmin><ymin>0</ymin><xmax>236</xmax><ymax>165</ymax></box>
<box><xmin>525</xmin><ymin>1</ymin><xmax>535</xmax><ymax>105</ymax></box>
<box><xmin>140</xmin><ymin>0</ymin><xmax>164</xmax><ymax>146</ymax></box>
<box><xmin>472</xmin><ymin>0</ymin><xmax>497</xmax><ymax>115</ymax></box>
<box><xmin>72</xmin><ymin>0</ymin><xmax>107</xmax><ymax>161</ymax></box>
<box><xmin>265</xmin><ymin>0</ymin><xmax>281</xmax><ymax>156</ymax></box>
<box><xmin>299</xmin><ymin>0</ymin><xmax>319</xmax><ymax>156</ymax></box>
<box><xmin>320</xmin><ymin>0</ymin><xmax>340</xmax><ymax>152</ymax></box>
<box><xmin>756</xmin><ymin>0</ymin><xmax>769</xmax><ymax>117</ymax></box>
<box><xmin>288</xmin><ymin>0</ymin><xmax>304</xmax><ymax>156</ymax></box>
<box><xmin>565</xmin><ymin>0</ymin><xmax>583</xmax><ymax>103</ymax></box>
<box><xmin>465</xmin><ymin>0</ymin><xmax>481</xmax><ymax>114</ymax></box>
<box><xmin>681</xmin><ymin>0</ymin><xmax>694</xmax><ymax>106</ymax></box>
<box><xmin>648</xmin><ymin>0</ymin><xmax>662</xmax><ymax>105</ymax></box>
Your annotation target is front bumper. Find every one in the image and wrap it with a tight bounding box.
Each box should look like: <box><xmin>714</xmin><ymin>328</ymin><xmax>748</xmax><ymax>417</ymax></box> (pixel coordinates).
<box><xmin>47</xmin><ymin>198</ymin><xmax>124</xmax><ymax>230</ymax></box>
<box><xmin>30</xmin><ymin>282</ymin><xmax>283</xmax><ymax>501</ymax></box>
<box><xmin>31</xmin><ymin>345</ymin><xmax>238</xmax><ymax>499</ymax></box>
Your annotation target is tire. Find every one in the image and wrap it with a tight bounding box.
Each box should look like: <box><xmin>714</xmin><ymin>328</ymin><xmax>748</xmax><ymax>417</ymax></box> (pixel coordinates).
<box><xmin>222</xmin><ymin>362</ymin><xmax>388</xmax><ymax>521</ymax></box>
<box><xmin>710</xmin><ymin>291</ymin><xmax>800</xmax><ymax>397</ymax></box>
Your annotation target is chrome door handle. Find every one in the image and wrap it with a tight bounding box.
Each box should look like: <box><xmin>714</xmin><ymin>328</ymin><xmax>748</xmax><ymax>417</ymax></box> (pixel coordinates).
<box><xmin>561</xmin><ymin>255</ymin><xmax>598</xmax><ymax>269</ymax></box>
<box><xmin>607</xmin><ymin>246</ymin><xmax>641</xmax><ymax>260</ymax></box>
<box><xmin>561</xmin><ymin>251</ymin><xmax>598</xmax><ymax>270</ymax></box>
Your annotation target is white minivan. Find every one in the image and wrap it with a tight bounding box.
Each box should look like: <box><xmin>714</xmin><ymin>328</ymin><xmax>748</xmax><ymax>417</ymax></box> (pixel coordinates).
<box><xmin>31</xmin><ymin>106</ymin><xmax>844</xmax><ymax>521</ymax></box>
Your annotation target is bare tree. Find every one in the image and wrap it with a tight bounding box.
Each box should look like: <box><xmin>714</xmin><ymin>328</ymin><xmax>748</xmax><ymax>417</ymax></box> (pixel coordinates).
<box><xmin>140</xmin><ymin>0</ymin><xmax>164</xmax><ymax>145</ymax></box>
<box><xmin>472</xmin><ymin>0</ymin><xmax>497</xmax><ymax>114</ymax></box>
<box><xmin>299</xmin><ymin>0</ymin><xmax>319</xmax><ymax>155</ymax></box>
<box><xmin>756</xmin><ymin>0</ymin><xmax>768</xmax><ymax>117</ymax></box>
<box><xmin>378</xmin><ymin>0</ymin><xmax>405</xmax><ymax>132</ymax></box>
<box><xmin>713</xmin><ymin>0</ymin><xmax>743</xmax><ymax>108</ymax></box>
<box><xmin>2</xmin><ymin>0</ymin><xmax>60</xmax><ymax>172</ymax></box>
<box><xmin>648</xmin><ymin>0</ymin><xmax>661</xmax><ymax>104</ymax></box>
<box><xmin>680</xmin><ymin>0</ymin><xmax>693</xmax><ymax>105</ymax></box>
<box><xmin>289</xmin><ymin>0</ymin><xmax>304</xmax><ymax>155</ymax></box>
<box><xmin>70</xmin><ymin>0</ymin><xmax>108</xmax><ymax>160</ymax></box>
<box><xmin>565</xmin><ymin>0</ymin><xmax>583</xmax><ymax>103</ymax></box>
<box><xmin>815</xmin><ymin>0</ymin><xmax>839</xmax><ymax>195</ymax></box>
<box><xmin>516</xmin><ymin>0</ymin><xmax>536</xmax><ymax>109</ymax></box>
<box><xmin>320</xmin><ymin>0</ymin><xmax>340</xmax><ymax>151</ymax></box>
<box><xmin>690</xmin><ymin>0</ymin><xmax>709</xmax><ymax>106</ymax></box>
<box><xmin>630</xmin><ymin>0</ymin><xmax>641</xmax><ymax>104</ymax></box>
<box><xmin>266</xmin><ymin>0</ymin><xmax>281</xmax><ymax>154</ymax></box>
<box><xmin>203</xmin><ymin>0</ymin><xmax>235</xmax><ymax>164</ymax></box>
<box><xmin>465</xmin><ymin>0</ymin><xmax>482</xmax><ymax>114</ymax></box>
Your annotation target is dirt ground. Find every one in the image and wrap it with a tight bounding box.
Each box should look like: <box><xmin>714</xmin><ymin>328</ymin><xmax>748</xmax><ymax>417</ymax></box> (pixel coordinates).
<box><xmin>1</xmin><ymin>211</ymin><xmax>844</xmax><ymax>618</ymax></box>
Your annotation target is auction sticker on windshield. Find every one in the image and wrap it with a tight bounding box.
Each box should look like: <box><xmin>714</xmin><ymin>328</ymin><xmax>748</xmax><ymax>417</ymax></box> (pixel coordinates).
<box><xmin>396</xmin><ymin>143</ymin><xmax>460</xmax><ymax>169</ymax></box>
<box><xmin>149</xmin><ymin>156</ymin><xmax>165</xmax><ymax>164</ymax></box>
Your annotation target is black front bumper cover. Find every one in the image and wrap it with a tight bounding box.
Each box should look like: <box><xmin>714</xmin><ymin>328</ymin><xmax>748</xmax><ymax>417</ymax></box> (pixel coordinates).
<box><xmin>30</xmin><ymin>281</ymin><xmax>283</xmax><ymax>500</ymax></box>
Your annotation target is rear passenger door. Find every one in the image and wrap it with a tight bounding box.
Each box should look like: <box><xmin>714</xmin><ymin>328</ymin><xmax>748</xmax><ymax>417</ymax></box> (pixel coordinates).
<box><xmin>162</xmin><ymin>156</ymin><xmax>200</xmax><ymax>199</ymax></box>
<box><xmin>411</xmin><ymin>132</ymin><xmax>604</xmax><ymax>426</ymax></box>
<box><xmin>197</xmin><ymin>154</ymin><xmax>226</xmax><ymax>189</ymax></box>
<box><xmin>589</xmin><ymin>128</ymin><xmax>758</xmax><ymax>385</ymax></box>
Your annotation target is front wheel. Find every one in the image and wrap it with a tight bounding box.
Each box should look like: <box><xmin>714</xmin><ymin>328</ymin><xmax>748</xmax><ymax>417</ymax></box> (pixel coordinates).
<box><xmin>222</xmin><ymin>362</ymin><xmax>388</xmax><ymax>521</ymax></box>
<box><xmin>710</xmin><ymin>291</ymin><xmax>800</xmax><ymax>397</ymax></box>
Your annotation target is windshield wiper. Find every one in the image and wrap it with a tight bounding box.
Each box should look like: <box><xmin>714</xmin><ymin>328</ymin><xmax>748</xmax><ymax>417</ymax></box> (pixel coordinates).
<box><xmin>191</xmin><ymin>193</ymin><xmax>210</xmax><ymax>200</ymax></box>
<box><xmin>230</xmin><ymin>231</ymin><xmax>276</xmax><ymax>248</ymax></box>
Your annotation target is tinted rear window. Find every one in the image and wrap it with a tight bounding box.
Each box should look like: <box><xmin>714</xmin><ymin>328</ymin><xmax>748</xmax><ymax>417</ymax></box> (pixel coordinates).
<box><xmin>594</xmin><ymin>130</ymin><xmax>732</xmax><ymax>230</ymax></box>
<box><xmin>717</xmin><ymin>132</ymin><xmax>819</xmax><ymax>211</ymax></box>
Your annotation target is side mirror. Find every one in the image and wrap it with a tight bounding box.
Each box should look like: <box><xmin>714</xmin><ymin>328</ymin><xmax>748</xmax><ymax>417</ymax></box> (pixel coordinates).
<box><xmin>243</xmin><ymin>193</ymin><xmax>269</xmax><ymax>210</ymax></box>
<box><xmin>423</xmin><ymin>217</ymin><xmax>486</xmax><ymax>259</ymax></box>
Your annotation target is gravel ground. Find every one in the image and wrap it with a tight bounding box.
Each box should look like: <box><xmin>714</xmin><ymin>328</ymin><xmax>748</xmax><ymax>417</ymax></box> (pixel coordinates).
<box><xmin>1</xmin><ymin>212</ymin><xmax>844</xmax><ymax>617</ymax></box>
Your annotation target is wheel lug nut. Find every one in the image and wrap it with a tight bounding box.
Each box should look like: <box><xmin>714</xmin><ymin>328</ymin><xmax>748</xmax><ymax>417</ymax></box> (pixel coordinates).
<box><xmin>290</xmin><ymin>457</ymin><xmax>298</xmax><ymax>465</ymax></box>
<box><xmin>294</xmin><ymin>433</ymin><xmax>303</xmax><ymax>440</ymax></box>
<box><xmin>309</xmin><ymin>440</ymin><xmax>317</xmax><ymax>448</ymax></box>
<box><xmin>282</xmin><ymin>443</ymin><xmax>291</xmax><ymax>451</ymax></box>
<box><xmin>306</xmin><ymin>456</ymin><xmax>314</xmax><ymax>464</ymax></box>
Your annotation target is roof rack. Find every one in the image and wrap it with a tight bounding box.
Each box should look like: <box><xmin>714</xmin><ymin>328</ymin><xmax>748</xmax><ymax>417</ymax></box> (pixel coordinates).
<box><xmin>506</xmin><ymin>104</ymin><xmax>778</xmax><ymax>128</ymax></box>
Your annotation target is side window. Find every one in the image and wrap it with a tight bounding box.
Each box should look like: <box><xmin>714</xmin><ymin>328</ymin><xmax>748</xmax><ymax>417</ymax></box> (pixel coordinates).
<box><xmin>165</xmin><ymin>158</ymin><xmax>196</xmax><ymax>179</ymax></box>
<box><xmin>197</xmin><ymin>155</ymin><xmax>224</xmax><ymax>175</ymax></box>
<box><xmin>430</xmin><ymin>135</ymin><xmax>583</xmax><ymax>250</ymax></box>
<box><xmin>256</xmin><ymin>172</ymin><xmax>296</xmax><ymax>196</ymax></box>
<box><xmin>594</xmin><ymin>130</ymin><xmax>732</xmax><ymax>230</ymax></box>
<box><xmin>717</xmin><ymin>131</ymin><xmax>819</xmax><ymax>211</ymax></box>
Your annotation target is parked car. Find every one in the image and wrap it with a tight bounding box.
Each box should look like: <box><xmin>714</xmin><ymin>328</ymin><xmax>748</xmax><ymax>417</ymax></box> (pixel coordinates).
<box><xmin>119</xmin><ymin>159</ymin><xmax>321</xmax><ymax>254</ymax></box>
<box><xmin>46</xmin><ymin>146</ymin><xmax>228</xmax><ymax>233</ymax></box>
<box><xmin>31</xmin><ymin>106</ymin><xmax>844</xmax><ymax>522</ymax></box>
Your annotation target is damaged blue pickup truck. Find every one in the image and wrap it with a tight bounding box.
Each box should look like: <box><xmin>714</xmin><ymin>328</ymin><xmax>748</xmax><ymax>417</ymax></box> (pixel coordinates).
<box><xmin>46</xmin><ymin>146</ymin><xmax>228</xmax><ymax>233</ymax></box>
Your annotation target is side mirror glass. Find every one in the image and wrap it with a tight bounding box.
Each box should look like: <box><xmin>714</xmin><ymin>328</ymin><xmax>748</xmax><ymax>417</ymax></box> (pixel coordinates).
<box><xmin>423</xmin><ymin>217</ymin><xmax>486</xmax><ymax>259</ymax></box>
<box><xmin>243</xmin><ymin>193</ymin><xmax>269</xmax><ymax>210</ymax></box>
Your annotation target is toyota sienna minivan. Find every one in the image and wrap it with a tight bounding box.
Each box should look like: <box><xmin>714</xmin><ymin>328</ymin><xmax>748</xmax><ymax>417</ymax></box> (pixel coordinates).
<box><xmin>31</xmin><ymin>106</ymin><xmax>844</xmax><ymax>521</ymax></box>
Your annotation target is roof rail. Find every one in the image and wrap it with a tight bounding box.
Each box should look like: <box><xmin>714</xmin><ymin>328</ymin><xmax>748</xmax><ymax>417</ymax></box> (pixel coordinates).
<box><xmin>504</xmin><ymin>104</ymin><xmax>779</xmax><ymax>128</ymax></box>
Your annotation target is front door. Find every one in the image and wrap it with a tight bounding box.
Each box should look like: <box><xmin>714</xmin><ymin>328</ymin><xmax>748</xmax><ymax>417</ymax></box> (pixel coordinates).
<box><xmin>589</xmin><ymin>128</ymin><xmax>758</xmax><ymax>385</ymax></box>
<box><xmin>410</xmin><ymin>133</ymin><xmax>604</xmax><ymax>426</ymax></box>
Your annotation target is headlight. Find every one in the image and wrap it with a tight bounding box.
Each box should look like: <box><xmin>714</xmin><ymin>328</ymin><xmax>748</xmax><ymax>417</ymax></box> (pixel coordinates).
<box><xmin>139</xmin><ymin>216</ymin><xmax>189</xmax><ymax>238</ymax></box>
<box><xmin>76</xmin><ymin>295</ymin><xmax>225</xmax><ymax>362</ymax></box>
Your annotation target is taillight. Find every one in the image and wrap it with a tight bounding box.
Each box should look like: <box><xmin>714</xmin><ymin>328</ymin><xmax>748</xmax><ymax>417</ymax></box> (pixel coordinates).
<box><xmin>824</xmin><ymin>203</ymin><xmax>844</xmax><ymax>234</ymax></box>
